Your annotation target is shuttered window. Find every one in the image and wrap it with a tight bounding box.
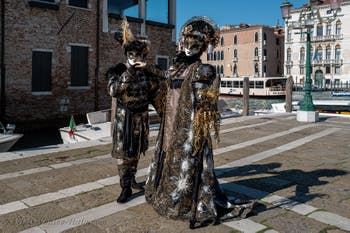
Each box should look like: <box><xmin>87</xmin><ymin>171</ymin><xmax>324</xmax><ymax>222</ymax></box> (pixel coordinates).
<box><xmin>69</xmin><ymin>0</ymin><xmax>88</xmax><ymax>8</ymax></box>
<box><xmin>71</xmin><ymin>46</ymin><xmax>89</xmax><ymax>86</ymax></box>
<box><xmin>32</xmin><ymin>51</ymin><xmax>52</xmax><ymax>92</ymax></box>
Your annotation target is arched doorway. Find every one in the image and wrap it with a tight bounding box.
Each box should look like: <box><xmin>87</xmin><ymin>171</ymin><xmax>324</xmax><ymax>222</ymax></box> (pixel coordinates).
<box><xmin>315</xmin><ymin>70</ymin><xmax>324</xmax><ymax>88</ymax></box>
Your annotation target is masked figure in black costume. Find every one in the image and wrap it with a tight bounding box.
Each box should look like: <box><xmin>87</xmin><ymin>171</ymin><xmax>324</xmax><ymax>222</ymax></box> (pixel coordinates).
<box><xmin>140</xmin><ymin>16</ymin><xmax>255</xmax><ymax>228</ymax></box>
<box><xmin>106</xmin><ymin>18</ymin><xmax>162</xmax><ymax>203</ymax></box>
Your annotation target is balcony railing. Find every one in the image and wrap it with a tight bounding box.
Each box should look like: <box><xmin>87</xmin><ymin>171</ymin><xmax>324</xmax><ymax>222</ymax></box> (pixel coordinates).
<box><xmin>311</xmin><ymin>34</ymin><xmax>343</xmax><ymax>42</ymax></box>
<box><xmin>233</xmin><ymin>57</ymin><xmax>238</xmax><ymax>62</ymax></box>
<box><xmin>311</xmin><ymin>59</ymin><xmax>343</xmax><ymax>65</ymax></box>
<box><xmin>253</xmin><ymin>56</ymin><xmax>259</xmax><ymax>61</ymax></box>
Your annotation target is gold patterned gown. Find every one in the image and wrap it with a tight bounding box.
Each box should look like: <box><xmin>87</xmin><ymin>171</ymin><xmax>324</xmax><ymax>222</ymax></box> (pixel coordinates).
<box><xmin>145</xmin><ymin>52</ymin><xmax>255</xmax><ymax>226</ymax></box>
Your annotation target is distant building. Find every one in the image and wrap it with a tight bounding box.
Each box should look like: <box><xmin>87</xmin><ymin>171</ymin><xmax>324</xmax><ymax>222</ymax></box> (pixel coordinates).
<box><xmin>284</xmin><ymin>0</ymin><xmax>350</xmax><ymax>87</ymax></box>
<box><xmin>0</xmin><ymin>0</ymin><xmax>176</xmax><ymax>126</ymax></box>
<box><xmin>201</xmin><ymin>23</ymin><xmax>285</xmax><ymax>78</ymax></box>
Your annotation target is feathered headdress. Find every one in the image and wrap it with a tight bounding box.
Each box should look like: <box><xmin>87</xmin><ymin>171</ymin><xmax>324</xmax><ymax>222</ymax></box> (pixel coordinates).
<box><xmin>114</xmin><ymin>17</ymin><xmax>150</xmax><ymax>56</ymax></box>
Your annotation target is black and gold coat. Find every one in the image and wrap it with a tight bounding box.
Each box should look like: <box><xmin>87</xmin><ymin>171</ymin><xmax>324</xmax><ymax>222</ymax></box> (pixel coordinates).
<box><xmin>145</xmin><ymin>52</ymin><xmax>254</xmax><ymax>225</ymax></box>
<box><xmin>107</xmin><ymin>64</ymin><xmax>160</xmax><ymax>161</ymax></box>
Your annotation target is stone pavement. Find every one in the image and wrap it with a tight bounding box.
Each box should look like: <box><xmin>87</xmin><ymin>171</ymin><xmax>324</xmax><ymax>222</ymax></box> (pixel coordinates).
<box><xmin>0</xmin><ymin>113</ymin><xmax>350</xmax><ymax>233</ymax></box>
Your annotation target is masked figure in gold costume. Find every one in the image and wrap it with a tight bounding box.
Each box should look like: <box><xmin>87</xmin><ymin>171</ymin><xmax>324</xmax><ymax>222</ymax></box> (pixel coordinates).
<box><xmin>141</xmin><ymin>16</ymin><xmax>255</xmax><ymax>228</ymax></box>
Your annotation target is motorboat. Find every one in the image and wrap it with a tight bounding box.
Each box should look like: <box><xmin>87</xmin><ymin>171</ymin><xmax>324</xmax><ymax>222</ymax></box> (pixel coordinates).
<box><xmin>59</xmin><ymin>107</ymin><xmax>160</xmax><ymax>144</ymax></box>
<box><xmin>59</xmin><ymin>100</ymin><xmax>242</xmax><ymax>144</ymax></box>
<box><xmin>0</xmin><ymin>123</ymin><xmax>23</xmax><ymax>152</ymax></box>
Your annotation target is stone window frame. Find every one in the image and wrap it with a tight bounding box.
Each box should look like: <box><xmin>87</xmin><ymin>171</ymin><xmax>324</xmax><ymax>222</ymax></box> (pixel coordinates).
<box><xmin>66</xmin><ymin>43</ymin><xmax>93</xmax><ymax>90</ymax></box>
<box><xmin>66</xmin><ymin>0</ymin><xmax>92</xmax><ymax>11</ymax></box>
<box><xmin>31</xmin><ymin>48</ymin><xmax>54</xmax><ymax>96</ymax></box>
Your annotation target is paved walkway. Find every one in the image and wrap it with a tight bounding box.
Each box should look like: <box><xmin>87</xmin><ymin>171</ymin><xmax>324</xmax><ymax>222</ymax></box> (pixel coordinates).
<box><xmin>0</xmin><ymin>113</ymin><xmax>350</xmax><ymax>233</ymax></box>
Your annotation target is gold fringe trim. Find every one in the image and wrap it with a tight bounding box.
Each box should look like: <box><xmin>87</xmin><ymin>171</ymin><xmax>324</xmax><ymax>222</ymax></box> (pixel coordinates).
<box><xmin>192</xmin><ymin>86</ymin><xmax>220</xmax><ymax>156</ymax></box>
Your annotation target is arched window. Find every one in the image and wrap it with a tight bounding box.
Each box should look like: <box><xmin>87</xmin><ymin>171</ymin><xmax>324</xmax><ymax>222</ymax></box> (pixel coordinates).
<box><xmin>220</xmin><ymin>65</ymin><xmax>224</xmax><ymax>74</ymax></box>
<box><xmin>221</xmin><ymin>51</ymin><xmax>224</xmax><ymax>60</ymax></box>
<box><xmin>234</xmin><ymin>49</ymin><xmax>237</xmax><ymax>58</ymax></box>
<box><xmin>234</xmin><ymin>35</ymin><xmax>237</xmax><ymax>45</ymax></box>
<box><xmin>336</xmin><ymin>20</ymin><xmax>341</xmax><ymax>35</ymax></box>
<box><xmin>254</xmin><ymin>47</ymin><xmax>258</xmax><ymax>57</ymax></box>
<box><xmin>254</xmin><ymin>63</ymin><xmax>259</xmax><ymax>74</ymax></box>
<box><xmin>207</xmin><ymin>53</ymin><xmax>210</xmax><ymax>61</ymax></box>
<box><xmin>300</xmin><ymin>47</ymin><xmax>305</xmax><ymax>61</ymax></box>
<box><xmin>317</xmin><ymin>46</ymin><xmax>323</xmax><ymax>60</ymax></box>
<box><xmin>263</xmin><ymin>64</ymin><xmax>267</xmax><ymax>77</ymax></box>
<box><xmin>220</xmin><ymin>37</ymin><xmax>224</xmax><ymax>46</ymax></box>
<box><xmin>213</xmin><ymin>51</ymin><xmax>216</xmax><ymax>61</ymax></box>
<box><xmin>263</xmin><ymin>32</ymin><xmax>267</xmax><ymax>44</ymax></box>
<box><xmin>216</xmin><ymin>65</ymin><xmax>219</xmax><ymax>74</ymax></box>
<box><xmin>233</xmin><ymin>64</ymin><xmax>237</xmax><ymax>75</ymax></box>
<box><xmin>335</xmin><ymin>44</ymin><xmax>341</xmax><ymax>60</ymax></box>
<box><xmin>217</xmin><ymin>51</ymin><xmax>221</xmax><ymax>60</ymax></box>
<box><xmin>287</xmin><ymin>48</ymin><xmax>292</xmax><ymax>62</ymax></box>
<box><xmin>326</xmin><ymin>45</ymin><xmax>331</xmax><ymax>60</ymax></box>
<box><xmin>255</xmin><ymin>32</ymin><xmax>259</xmax><ymax>42</ymax></box>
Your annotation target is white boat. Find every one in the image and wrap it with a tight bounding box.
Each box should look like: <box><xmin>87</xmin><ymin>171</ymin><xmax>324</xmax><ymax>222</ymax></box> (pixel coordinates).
<box><xmin>59</xmin><ymin>107</ymin><xmax>160</xmax><ymax>144</ymax></box>
<box><xmin>59</xmin><ymin>100</ymin><xmax>242</xmax><ymax>144</ymax></box>
<box><xmin>0</xmin><ymin>123</ymin><xmax>23</xmax><ymax>152</ymax></box>
<box><xmin>220</xmin><ymin>77</ymin><xmax>287</xmax><ymax>97</ymax></box>
<box><xmin>254</xmin><ymin>100</ymin><xmax>350</xmax><ymax>116</ymax></box>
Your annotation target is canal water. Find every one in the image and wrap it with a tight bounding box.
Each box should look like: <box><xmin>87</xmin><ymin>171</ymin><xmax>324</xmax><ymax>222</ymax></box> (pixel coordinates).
<box><xmin>10</xmin><ymin>91</ymin><xmax>350</xmax><ymax>151</ymax></box>
<box><xmin>221</xmin><ymin>91</ymin><xmax>350</xmax><ymax>115</ymax></box>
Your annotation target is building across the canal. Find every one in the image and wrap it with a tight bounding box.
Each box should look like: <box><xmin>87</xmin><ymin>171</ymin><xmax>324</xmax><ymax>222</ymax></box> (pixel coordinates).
<box><xmin>201</xmin><ymin>23</ymin><xmax>285</xmax><ymax>78</ymax></box>
<box><xmin>0</xmin><ymin>0</ymin><xmax>176</xmax><ymax>127</ymax></box>
<box><xmin>283</xmin><ymin>0</ymin><xmax>350</xmax><ymax>87</ymax></box>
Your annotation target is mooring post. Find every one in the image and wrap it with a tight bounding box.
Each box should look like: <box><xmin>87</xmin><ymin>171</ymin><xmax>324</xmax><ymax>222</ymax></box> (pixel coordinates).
<box><xmin>285</xmin><ymin>76</ymin><xmax>293</xmax><ymax>112</ymax></box>
<box><xmin>243</xmin><ymin>77</ymin><xmax>249</xmax><ymax>116</ymax></box>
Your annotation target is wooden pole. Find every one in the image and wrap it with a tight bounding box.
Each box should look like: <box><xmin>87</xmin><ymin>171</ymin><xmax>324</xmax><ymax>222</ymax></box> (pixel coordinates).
<box><xmin>242</xmin><ymin>77</ymin><xmax>249</xmax><ymax>116</ymax></box>
<box><xmin>285</xmin><ymin>76</ymin><xmax>293</xmax><ymax>112</ymax></box>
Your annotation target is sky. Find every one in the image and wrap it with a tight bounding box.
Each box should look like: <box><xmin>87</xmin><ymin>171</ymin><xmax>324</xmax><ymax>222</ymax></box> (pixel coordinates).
<box><xmin>176</xmin><ymin>0</ymin><xmax>308</xmax><ymax>37</ymax></box>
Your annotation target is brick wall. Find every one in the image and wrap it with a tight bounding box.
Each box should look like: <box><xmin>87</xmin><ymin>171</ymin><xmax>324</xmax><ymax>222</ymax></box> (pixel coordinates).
<box><xmin>2</xmin><ymin>0</ymin><xmax>176</xmax><ymax>128</ymax></box>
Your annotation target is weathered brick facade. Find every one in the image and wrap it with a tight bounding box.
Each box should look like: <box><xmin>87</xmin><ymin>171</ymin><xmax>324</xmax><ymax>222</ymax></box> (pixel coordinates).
<box><xmin>0</xmin><ymin>0</ymin><xmax>176</xmax><ymax>128</ymax></box>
